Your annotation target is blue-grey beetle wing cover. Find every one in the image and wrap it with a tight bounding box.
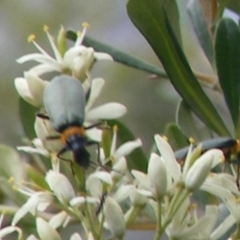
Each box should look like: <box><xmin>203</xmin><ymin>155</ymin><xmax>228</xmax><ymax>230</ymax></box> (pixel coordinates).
<box><xmin>43</xmin><ymin>75</ymin><xmax>86</xmax><ymax>131</ymax></box>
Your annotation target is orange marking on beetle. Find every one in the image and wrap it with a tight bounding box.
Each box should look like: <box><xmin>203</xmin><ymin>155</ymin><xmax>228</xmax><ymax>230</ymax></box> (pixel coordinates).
<box><xmin>61</xmin><ymin>127</ymin><xmax>86</xmax><ymax>144</ymax></box>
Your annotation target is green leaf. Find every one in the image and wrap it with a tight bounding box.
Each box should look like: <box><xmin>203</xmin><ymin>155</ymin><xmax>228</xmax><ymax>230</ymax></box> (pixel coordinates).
<box><xmin>127</xmin><ymin>0</ymin><xmax>230</xmax><ymax>136</ymax></box>
<box><xmin>215</xmin><ymin>18</ymin><xmax>240</xmax><ymax>133</ymax></box>
<box><xmin>19</xmin><ymin>98</ymin><xmax>38</xmax><ymax>139</ymax></box>
<box><xmin>107</xmin><ymin>120</ymin><xmax>147</xmax><ymax>172</ymax></box>
<box><xmin>161</xmin><ymin>0</ymin><xmax>182</xmax><ymax>46</ymax></box>
<box><xmin>66</xmin><ymin>30</ymin><xmax>167</xmax><ymax>78</ymax></box>
<box><xmin>163</xmin><ymin>123</ymin><xmax>189</xmax><ymax>150</ymax></box>
<box><xmin>187</xmin><ymin>0</ymin><xmax>214</xmax><ymax>65</ymax></box>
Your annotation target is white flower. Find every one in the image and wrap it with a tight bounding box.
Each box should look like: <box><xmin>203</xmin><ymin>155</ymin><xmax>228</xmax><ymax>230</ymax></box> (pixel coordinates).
<box><xmin>16</xmin><ymin>24</ymin><xmax>113</xmax><ymax>81</ymax></box>
<box><xmin>45</xmin><ymin>170</ymin><xmax>75</xmax><ymax>204</ymax></box>
<box><xmin>14</xmin><ymin>72</ymin><xmax>48</xmax><ymax>107</ymax></box>
<box><xmin>12</xmin><ymin>191</ymin><xmax>53</xmax><ymax>226</ymax></box>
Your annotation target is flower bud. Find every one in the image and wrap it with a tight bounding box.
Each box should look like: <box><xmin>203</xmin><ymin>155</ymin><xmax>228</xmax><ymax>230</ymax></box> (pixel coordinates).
<box><xmin>185</xmin><ymin>149</ymin><xmax>223</xmax><ymax>191</ymax></box>
<box><xmin>148</xmin><ymin>153</ymin><xmax>167</xmax><ymax>198</ymax></box>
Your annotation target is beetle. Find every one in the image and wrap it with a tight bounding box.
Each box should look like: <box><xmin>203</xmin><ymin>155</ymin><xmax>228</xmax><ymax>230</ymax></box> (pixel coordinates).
<box><xmin>174</xmin><ymin>137</ymin><xmax>240</xmax><ymax>187</ymax></box>
<box><xmin>40</xmin><ymin>74</ymin><xmax>100</xmax><ymax>169</ymax></box>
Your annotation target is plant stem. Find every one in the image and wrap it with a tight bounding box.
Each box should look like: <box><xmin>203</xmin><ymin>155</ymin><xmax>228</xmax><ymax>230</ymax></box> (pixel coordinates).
<box><xmin>153</xmin><ymin>200</ymin><xmax>162</xmax><ymax>240</ymax></box>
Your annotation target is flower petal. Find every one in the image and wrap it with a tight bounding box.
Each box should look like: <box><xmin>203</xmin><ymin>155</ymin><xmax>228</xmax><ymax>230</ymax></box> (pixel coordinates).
<box><xmin>0</xmin><ymin>226</ymin><xmax>22</xmax><ymax>239</ymax></box>
<box><xmin>94</xmin><ymin>52</ymin><xmax>113</xmax><ymax>60</ymax></box>
<box><xmin>49</xmin><ymin>211</ymin><xmax>70</xmax><ymax>229</ymax></box>
<box><xmin>45</xmin><ymin>170</ymin><xmax>75</xmax><ymax>204</ymax></box>
<box><xmin>86</xmin><ymin>103</ymin><xmax>127</xmax><ymax>122</ymax></box>
<box><xmin>103</xmin><ymin>197</ymin><xmax>125</xmax><ymax>238</ymax></box>
<box><xmin>70</xmin><ymin>233</ymin><xmax>83</xmax><ymax>240</ymax></box>
<box><xmin>154</xmin><ymin>135</ymin><xmax>181</xmax><ymax>182</ymax></box>
<box><xmin>148</xmin><ymin>153</ymin><xmax>167</xmax><ymax>198</ymax></box>
<box><xmin>85</xmin><ymin>78</ymin><xmax>105</xmax><ymax>110</ymax></box>
<box><xmin>14</xmin><ymin>78</ymin><xmax>36</xmax><ymax>105</ymax></box>
<box><xmin>114</xmin><ymin>139</ymin><xmax>142</xmax><ymax>160</ymax></box>
<box><xmin>36</xmin><ymin>218</ymin><xmax>61</xmax><ymax>240</ymax></box>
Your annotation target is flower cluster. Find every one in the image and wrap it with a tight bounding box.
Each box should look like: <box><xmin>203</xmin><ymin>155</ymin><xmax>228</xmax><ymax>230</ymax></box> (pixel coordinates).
<box><xmin>2</xmin><ymin>23</ymin><xmax>239</xmax><ymax>240</ymax></box>
<box><xmin>15</xmin><ymin>23</ymin><xmax>127</xmax><ymax>163</ymax></box>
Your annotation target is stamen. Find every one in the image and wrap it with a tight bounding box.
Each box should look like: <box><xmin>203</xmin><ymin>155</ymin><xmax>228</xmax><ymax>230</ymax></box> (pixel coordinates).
<box><xmin>82</xmin><ymin>22</ymin><xmax>90</xmax><ymax>29</ymax></box>
<box><xmin>28</xmin><ymin>34</ymin><xmax>36</xmax><ymax>43</ymax></box>
<box><xmin>113</xmin><ymin>125</ymin><xmax>118</xmax><ymax>132</ymax></box>
<box><xmin>8</xmin><ymin>176</ymin><xmax>15</xmax><ymax>184</ymax></box>
<box><xmin>43</xmin><ymin>25</ymin><xmax>49</xmax><ymax>32</ymax></box>
<box><xmin>162</xmin><ymin>135</ymin><xmax>168</xmax><ymax>141</ymax></box>
<box><xmin>189</xmin><ymin>137</ymin><xmax>195</xmax><ymax>144</ymax></box>
<box><xmin>75</xmin><ymin>22</ymin><xmax>90</xmax><ymax>46</ymax></box>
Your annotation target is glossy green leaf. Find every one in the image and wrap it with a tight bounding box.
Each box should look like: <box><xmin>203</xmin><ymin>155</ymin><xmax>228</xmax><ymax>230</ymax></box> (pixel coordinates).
<box><xmin>107</xmin><ymin>120</ymin><xmax>147</xmax><ymax>172</ymax></box>
<box><xmin>187</xmin><ymin>0</ymin><xmax>214</xmax><ymax>65</ymax></box>
<box><xmin>215</xmin><ymin>18</ymin><xmax>240</xmax><ymax>132</ymax></box>
<box><xmin>164</xmin><ymin>123</ymin><xmax>189</xmax><ymax>150</ymax></box>
<box><xmin>67</xmin><ymin>30</ymin><xmax>167</xmax><ymax>78</ymax></box>
<box><xmin>127</xmin><ymin>0</ymin><xmax>230</xmax><ymax>136</ymax></box>
<box><xmin>19</xmin><ymin>98</ymin><xmax>38</xmax><ymax>139</ymax></box>
<box><xmin>162</xmin><ymin>0</ymin><xmax>182</xmax><ymax>46</ymax></box>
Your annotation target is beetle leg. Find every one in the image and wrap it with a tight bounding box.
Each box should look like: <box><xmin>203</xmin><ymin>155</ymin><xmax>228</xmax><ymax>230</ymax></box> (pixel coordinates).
<box><xmin>95</xmin><ymin>192</ymin><xmax>107</xmax><ymax>215</ymax></box>
<box><xmin>86</xmin><ymin>140</ymin><xmax>100</xmax><ymax>164</ymax></box>
<box><xmin>57</xmin><ymin>147</ymin><xmax>74</xmax><ymax>174</ymax></box>
<box><xmin>36</xmin><ymin>113</ymin><xmax>50</xmax><ymax>120</ymax></box>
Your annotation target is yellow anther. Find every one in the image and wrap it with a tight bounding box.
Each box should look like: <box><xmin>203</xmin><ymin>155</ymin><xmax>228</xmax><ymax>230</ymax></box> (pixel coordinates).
<box><xmin>113</xmin><ymin>125</ymin><xmax>118</xmax><ymax>132</ymax></box>
<box><xmin>189</xmin><ymin>137</ymin><xmax>195</xmax><ymax>144</ymax></box>
<box><xmin>236</xmin><ymin>197</ymin><xmax>240</xmax><ymax>203</ymax></box>
<box><xmin>82</xmin><ymin>22</ymin><xmax>90</xmax><ymax>29</ymax></box>
<box><xmin>162</xmin><ymin>135</ymin><xmax>168</xmax><ymax>142</ymax></box>
<box><xmin>110</xmin><ymin>155</ymin><xmax>115</xmax><ymax>162</ymax></box>
<box><xmin>8</xmin><ymin>176</ymin><xmax>14</xmax><ymax>184</ymax></box>
<box><xmin>43</xmin><ymin>25</ymin><xmax>49</xmax><ymax>32</ymax></box>
<box><xmin>12</xmin><ymin>185</ymin><xmax>17</xmax><ymax>191</ymax></box>
<box><xmin>192</xmin><ymin>203</ymin><xmax>198</xmax><ymax>209</ymax></box>
<box><xmin>28</xmin><ymin>34</ymin><xmax>36</xmax><ymax>43</ymax></box>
